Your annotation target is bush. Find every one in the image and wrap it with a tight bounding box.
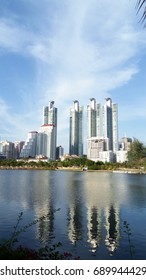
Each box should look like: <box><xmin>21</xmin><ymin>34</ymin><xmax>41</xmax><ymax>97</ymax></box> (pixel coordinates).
<box><xmin>0</xmin><ymin>211</ymin><xmax>80</xmax><ymax>260</ymax></box>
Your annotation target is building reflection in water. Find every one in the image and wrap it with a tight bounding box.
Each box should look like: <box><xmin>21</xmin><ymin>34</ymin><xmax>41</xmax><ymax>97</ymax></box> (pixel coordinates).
<box><xmin>67</xmin><ymin>204</ymin><xmax>83</xmax><ymax>244</ymax></box>
<box><xmin>84</xmin><ymin>172</ymin><xmax>121</xmax><ymax>255</ymax></box>
<box><xmin>1</xmin><ymin>170</ymin><xmax>142</xmax><ymax>259</ymax></box>
<box><xmin>34</xmin><ymin>173</ymin><xmax>56</xmax><ymax>244</ymax></box>
<box><xmin>104</xmin><ymin>204</ymin><xmax>120</xmax><ymax>255</ymax></box>
<box><xmin>66</xmin><ymin>172</ymin><xmax>121</xmax><ymax>255</ymax></box>
<box><xmin>87</xmin><ymin>207</ymin><xmax>102</xmax><ymax>253</ymax></box>
<box><xmin>24</xmin><ymin>171</ymin><xmax>121</xmax><ymax>255</ymax></box>
<box><xmin>36</xmin><ymin>204</ymin><xmax>55</xmax><ymax>243</ymax></box>
<box><xmin>66</xmin><ymin>173</ymin><xmax>84</xmax><ymax>244</ymax></box>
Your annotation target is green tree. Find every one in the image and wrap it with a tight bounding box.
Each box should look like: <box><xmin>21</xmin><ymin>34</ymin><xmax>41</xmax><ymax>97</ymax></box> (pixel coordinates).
<box><xmin>128</xmin><ymin>138</ymin><xmax>145</xmax><ymax>162</ymax></box>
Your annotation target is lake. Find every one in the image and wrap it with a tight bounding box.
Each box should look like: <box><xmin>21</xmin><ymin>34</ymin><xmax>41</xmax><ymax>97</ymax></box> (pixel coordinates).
<box><xmin>0</xmin><ymin>169</ymin><xmax>146</xmax><ymax>259</ymax></box>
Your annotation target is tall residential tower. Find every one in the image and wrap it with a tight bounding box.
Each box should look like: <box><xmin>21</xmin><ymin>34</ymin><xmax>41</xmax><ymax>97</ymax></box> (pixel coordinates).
<box><xmin>87</xmin><ymin>97</ymin><xmax>118</xmax><ymax>162</ymax></box>
<box><xmin>102</xmin><ymin>98</ymin><xmax>118</xmax><ymax>152</ymax></box>
<box><xmin>20</xmin><ymin>101</ymin><xmax>57</xmax><ymax>160</ymax></box>
<box><xmin>69</xmin><ymin>100</ymin><xmax>83</xmax><ymax>156</ymax></box>
<box><xmin>87</xmin><ymin>98</ymin><xmax>102</xmax><ymax>138</ymax></box>
<box><xmin>39</xmin><ymin>101</ymin><xmax>57</xmax><ymax>160</ymax></box>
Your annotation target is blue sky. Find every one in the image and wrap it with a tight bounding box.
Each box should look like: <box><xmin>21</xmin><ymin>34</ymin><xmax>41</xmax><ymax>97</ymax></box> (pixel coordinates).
<box><xmin>0</xmin><ymin>0</ymin><xmax>146</xmax><ymax>153</ymax></box>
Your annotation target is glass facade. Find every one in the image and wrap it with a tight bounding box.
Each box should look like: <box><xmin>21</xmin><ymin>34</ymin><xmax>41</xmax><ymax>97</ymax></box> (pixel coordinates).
<box><xmin>69</xmin><ymin>100</ymin><xmax>83</xmax><ymax>156</ymax></box>
<box><xmin>102</xmin><ymin>98</ymin><xmax>118</xmax><ymax>152</ymax></box>
<box><xmin>21</xmin><ymin>101</ymin><xmax>57</xmax><ymax>160</ymax></box>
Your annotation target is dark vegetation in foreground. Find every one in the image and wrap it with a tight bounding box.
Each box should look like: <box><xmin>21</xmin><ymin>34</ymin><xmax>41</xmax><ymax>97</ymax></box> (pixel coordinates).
<box><xmin>0</xmin><ymin>212</ymin><xmax>135</xmax><ymax>260</ymax></box>
<box><xmin>0</xmin><ymin>212</ymin><xmax>79</xmax><ymax>260</ymax></box>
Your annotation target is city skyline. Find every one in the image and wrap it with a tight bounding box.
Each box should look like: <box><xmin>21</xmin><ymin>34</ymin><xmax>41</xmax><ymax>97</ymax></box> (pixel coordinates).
<box><xmin>0</xmin><ymin>96</ymin><xmax>143</xmax><ymax>158</ymax></box>
<box><xmin>20</xmin><ymin>98</ymin><xmax>123</xmax><ymax>160</ymax></box>
<box><xmin>0</xmin><ymin>0</ymin><xmax>146</xmax><ymax>153</ymax></box>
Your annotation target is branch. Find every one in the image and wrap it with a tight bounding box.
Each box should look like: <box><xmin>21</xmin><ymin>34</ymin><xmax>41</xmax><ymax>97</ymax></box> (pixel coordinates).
<box><xmin>136</xmin><ymin>0</ymin><xmax>146</xmax><ymax>27</ymax></box>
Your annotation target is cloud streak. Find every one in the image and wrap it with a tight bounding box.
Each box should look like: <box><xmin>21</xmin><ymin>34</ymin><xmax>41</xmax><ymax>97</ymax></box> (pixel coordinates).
<box><xmin>0</xmin><ymin>0</ymin><xmax>146</xmax><ymax>151</ymax></box>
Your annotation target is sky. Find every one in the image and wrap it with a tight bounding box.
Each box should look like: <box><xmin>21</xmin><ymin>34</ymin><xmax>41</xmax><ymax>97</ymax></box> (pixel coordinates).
<box><xmin>0</xmin><ymin>0</ymin><xmax>146</xmax><ymax>153</ymax></box>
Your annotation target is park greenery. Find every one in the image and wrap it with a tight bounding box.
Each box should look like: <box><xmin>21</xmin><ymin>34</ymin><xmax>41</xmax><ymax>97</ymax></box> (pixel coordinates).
<box><xmin>0</xmin><ymin>139</ymin><xmax>146</xmax><ymax>171</ymax></box>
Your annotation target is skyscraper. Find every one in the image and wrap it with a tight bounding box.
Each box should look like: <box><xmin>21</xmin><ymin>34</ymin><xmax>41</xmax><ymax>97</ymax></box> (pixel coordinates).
<box><xmin>20</xmin><ymin>101</ymin><xmax>57</xmax><ymax>160</ymax></box>
<box><xmin>87</xmin><ymin>98</ymin><xmax>97</xmax><ymax>138</ymax></box>
<box><xmin>102</xmin><ymin>98</ymin><xmax>118</xmax><ymax>152</ymax></box>
<box><xmin>39</xmin><ymin>101</ymin><xmax>57</xmax><ymax>160</ymax></box>
<box><xmin>87</xmin><ymin>98</ymin><xmax>102</xmax><ymax>138</ymax></box>
<box><xmin>87</xmin><ymin>97</ymin><xmax>118</xmax><ymax>162</ymax></box>
<box><xmin>69</xmin><ymin>100</ymin><xmax>83</xmax><ymax>156</ymax></box>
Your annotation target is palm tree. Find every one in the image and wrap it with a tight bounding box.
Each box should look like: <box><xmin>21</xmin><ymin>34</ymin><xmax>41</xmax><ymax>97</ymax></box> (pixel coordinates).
<box><xmin>136</xmin><ymin>0</ymin><xmax>146</xmax><ymax>26</ymax></box>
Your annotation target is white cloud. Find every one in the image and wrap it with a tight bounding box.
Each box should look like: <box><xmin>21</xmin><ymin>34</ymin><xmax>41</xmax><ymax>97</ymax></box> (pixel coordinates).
<box><xmin>0</xmin><ymin>96</ymin><xmax>40</xmax><ymax>141</ymax></box>
<box><xmin>31</xmin><ymin>0</ymin><xmax>146</xmax><ymax>100</ymax></box>
<box><xmin>0</xmin><ymin>0</ymin><xmax>146</xmax><ymax>150</ymax></box>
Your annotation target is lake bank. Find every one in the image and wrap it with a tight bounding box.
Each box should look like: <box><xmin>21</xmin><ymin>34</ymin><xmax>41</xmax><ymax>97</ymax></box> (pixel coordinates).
<box><xmin>0</xmin><ymin>165</ymin><xmax>146</xmax><ymax>174</ymax></box>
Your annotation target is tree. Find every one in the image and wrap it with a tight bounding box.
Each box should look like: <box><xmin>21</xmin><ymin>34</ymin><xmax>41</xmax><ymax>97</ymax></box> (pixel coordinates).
<box><xmin>136</xmin><ymin>0</ymin><xmax>146</xmax><ymax>26</ymax></box>
<box><xmin>128</xmin><ymin>138</ymin><xmax>145</xmax><ymax>162</ymax></box>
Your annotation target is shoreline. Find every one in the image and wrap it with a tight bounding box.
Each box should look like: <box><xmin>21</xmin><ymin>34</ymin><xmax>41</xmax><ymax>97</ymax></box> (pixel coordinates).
<box><xmin>0</xmin><ymin>166</ymin><xmax>145</xmax><ymax>174</ymax></box>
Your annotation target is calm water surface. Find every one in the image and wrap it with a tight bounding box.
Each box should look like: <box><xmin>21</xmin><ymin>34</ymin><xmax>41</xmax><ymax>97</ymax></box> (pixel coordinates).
<box><xmin>0</xmin><ymin>170</ymin><xmax>146</xmax><ymax>259</ymax></box>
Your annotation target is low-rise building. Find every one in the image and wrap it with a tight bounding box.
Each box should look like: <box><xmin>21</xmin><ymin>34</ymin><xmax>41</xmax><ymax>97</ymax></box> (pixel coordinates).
<box><xmin>0</xmin><ymin>140</ymin><xmax>15</xmax><ymax>159</ymax></box>
<box><xmin>115</xmin><ymin>150</ymin><xmax>128</xmax><ymax>163</ymax></box>
<box><xmin>99</xmin><ymin>151</ymin><xmax>114</xmax><ymax>163</ymax></box>
<box><xmin>87</xmin><ymin>137</ymin><xmax>110</xmax><ymax>162</ymax></box>
<box><xmin>20</xmin><ymin>131</ymin><xmax>38</xmax><ymax>158</ymax></box>
<box><xmin>56</xmin><ymin>145</ymin><xmax>64</xmax><ymax>160</ymax></box>
<box><xmin>120</xmin><ymin>137</ymin><xmax>132</xmax><ymax>152</ymax></box>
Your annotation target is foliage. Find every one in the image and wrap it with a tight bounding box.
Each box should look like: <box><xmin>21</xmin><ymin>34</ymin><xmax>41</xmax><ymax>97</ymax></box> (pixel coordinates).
<box><xmin>0</xmin><ymin>243</ymin><xmax>75</xmax><ymax>260</ymax></box>
<box><xmin>61</xmin><ymin>157</ymin><xmax>94</xmax><ymax>168</ymax></box>
<box><xmin>123</xmin><ymin>221</ymin><xmax>135</xmax><ymax>259</ymax></box>
<box><xmin>0</xmin><ymin>159</ymin><xmax>57</xmax><ymax>170</ymax></box>
<box><xmin>128</xmin><ymin>138</ymin><xmax>145</xmax><ymax>163</ymax></box>
<box><xmin>1</xmin><ymin>138</ymin><xmax>146</xmax><ymax>171</ymax></box>
<box><xmin>136</xmin><ymin>0</ymin><xmax>146</xmax><ymax>27</ymax></box>
<box><xmin>0</xmin><ymin>211</ymin><xmax>79</xmax><ymax>260</ymax></box>
<box><xmin>0</xmin><ymin>212</ymin><xmax>138</xmax><ymax>260</ymax></box>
